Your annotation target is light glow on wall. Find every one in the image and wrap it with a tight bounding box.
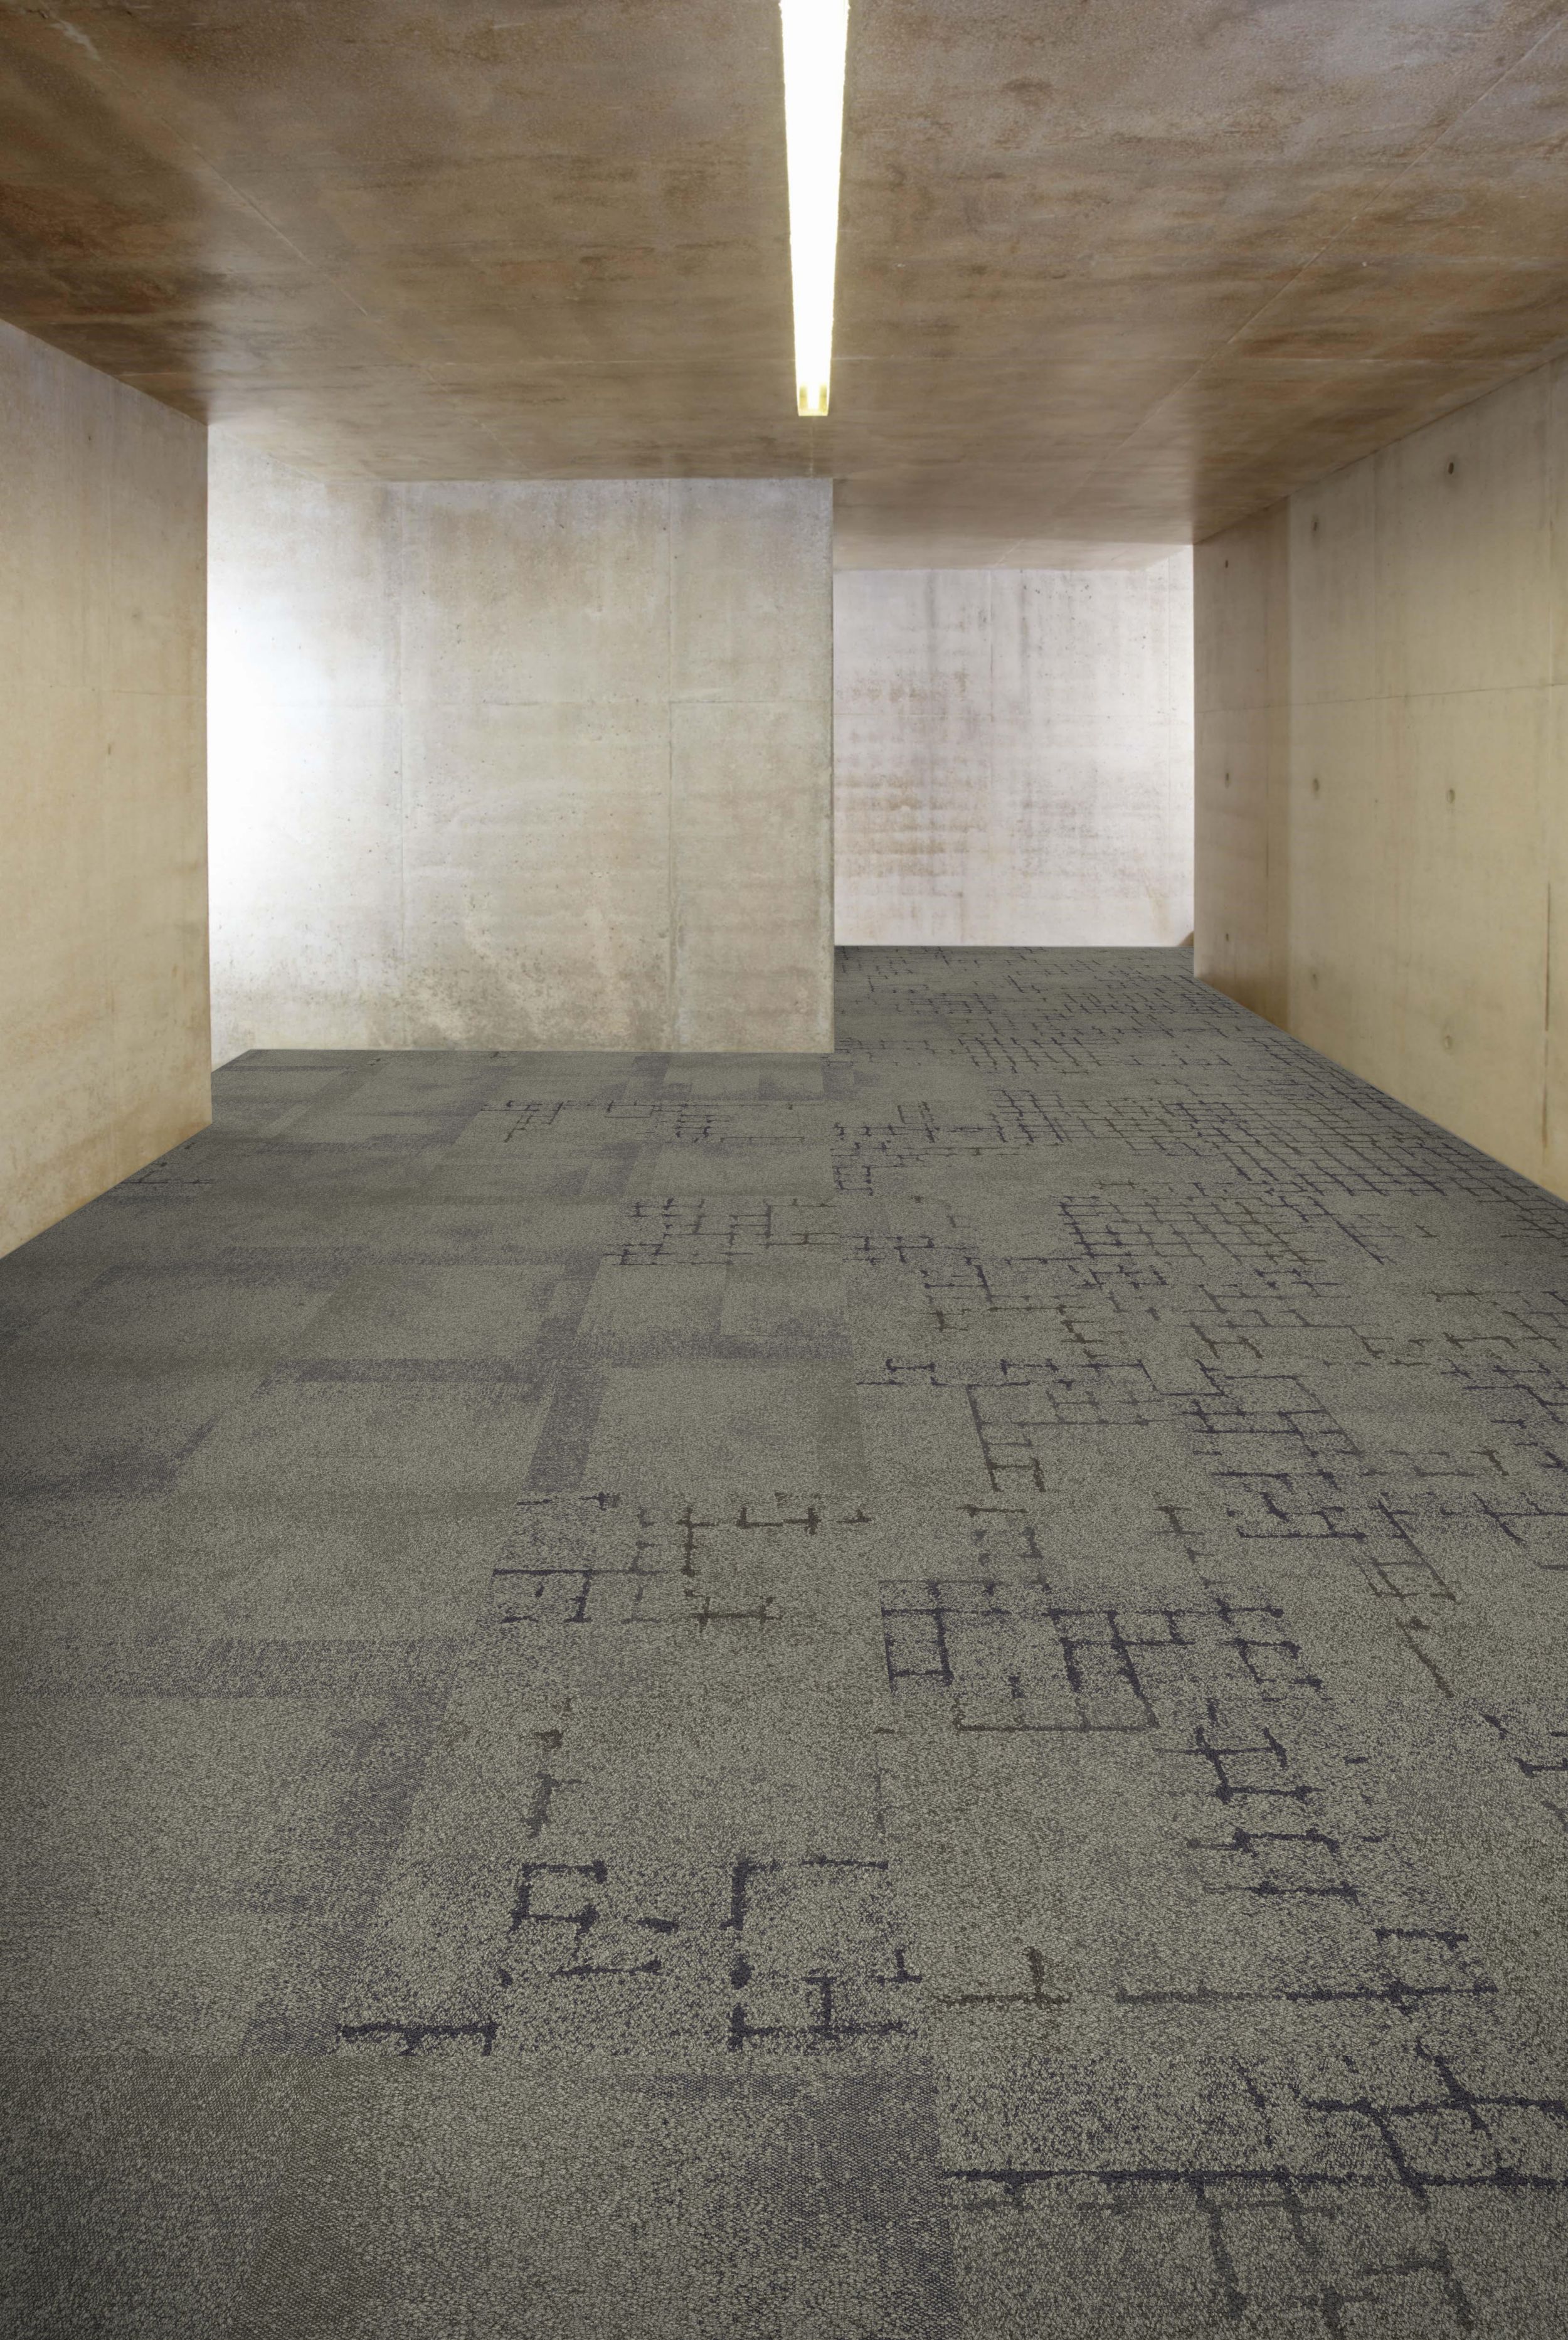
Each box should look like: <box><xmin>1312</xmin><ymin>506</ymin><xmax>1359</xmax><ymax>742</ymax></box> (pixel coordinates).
<box><xmin>780</xmin><ymin>0</ymin><xmax>849</xmax><ymax>418</ymax></box>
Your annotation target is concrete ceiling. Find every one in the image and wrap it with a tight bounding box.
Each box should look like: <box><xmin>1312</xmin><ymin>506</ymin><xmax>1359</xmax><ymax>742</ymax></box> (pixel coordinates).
<box><xmin>3</xmin><ymin>0</ymin><xmax>1568</xmax><ymax>565</ymax></box>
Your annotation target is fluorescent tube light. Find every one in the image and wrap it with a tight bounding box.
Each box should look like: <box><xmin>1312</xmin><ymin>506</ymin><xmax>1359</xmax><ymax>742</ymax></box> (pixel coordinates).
<box><xmin>780</xmin><ymin>0</ymin><xmax>849</xmax><ymax>418</ymax></box>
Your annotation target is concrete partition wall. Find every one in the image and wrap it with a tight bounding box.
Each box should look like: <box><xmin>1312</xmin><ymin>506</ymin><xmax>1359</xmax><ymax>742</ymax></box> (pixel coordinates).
<box><xmin>0</xmin><ymin>319</ymin><xmax>208</xmax><ymax>1257</ymax></box>
<box><xmin>834</xmin><ymin>557</ymin><xmax>1194</xmax><ymax>945</ymax></box>
<box><xmin>1195</xmin><ymin>356</ymin><xmax>1568</xmax><ymax>1197</ymax></box>
<box><xmin>208</xmin><ymin>445</ymin><xmax>833</xmax><ymax>1060</ymax></box>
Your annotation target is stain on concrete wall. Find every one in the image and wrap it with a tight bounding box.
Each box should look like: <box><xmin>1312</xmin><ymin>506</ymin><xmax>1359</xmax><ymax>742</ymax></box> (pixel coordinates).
<box><xmin>1</xmin><ymin>319</ymin><xmax>209</xmax><ymax>1257</ymax></box>
<box><xmin>833</xmin><ymin>559</ymin><xmax>1194</xmax><ymax>945</ymax></box>
<box><xmin>208</xmin><ymin>449</ymin><xmax>832</xmax><ymax>1059</ymax></box>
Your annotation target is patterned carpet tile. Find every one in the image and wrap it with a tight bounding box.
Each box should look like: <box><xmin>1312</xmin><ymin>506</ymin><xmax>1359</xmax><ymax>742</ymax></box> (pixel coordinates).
<box><xmin>2</xmin><ymin>946</ymin><xmax>1567</xmax><ymax>2335</ymax></box>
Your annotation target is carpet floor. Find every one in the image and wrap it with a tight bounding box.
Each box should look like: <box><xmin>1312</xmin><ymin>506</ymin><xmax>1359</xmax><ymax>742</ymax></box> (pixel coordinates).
<box><xmin>3</xmin><ymin>945</ymin><xmax>1567</xmax><ymax>2337</ymax></box>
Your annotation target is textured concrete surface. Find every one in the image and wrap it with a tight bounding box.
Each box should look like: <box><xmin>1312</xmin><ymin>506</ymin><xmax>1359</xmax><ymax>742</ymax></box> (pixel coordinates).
<box><xmin>0</xmin><ymin>315</ymin><xmax>209</xmax><ymax>1259</ymax></box>
<box><xmin>4</xmin><ymin>947</ymin><xmax>1568</xmax><ymax>2335</ymax></box>
<box><xmin>209</xmin><ymin>445</ymin><xmax>832</xmax><ymax>1058</ymax></box>
<box><xmin>3</xmin><ymin>3</ymin><xmax>1568</xmax><ymax>557</ymax></box>
<box><xmin>1195</xmin><ymin>351</ymin><xmax>1568</xmax><ymax>1202</ymax></box>
<box><xmin>835</xmin><ymin>560</ymin><xmax>1193</xmax><ymax>945</ymax></box>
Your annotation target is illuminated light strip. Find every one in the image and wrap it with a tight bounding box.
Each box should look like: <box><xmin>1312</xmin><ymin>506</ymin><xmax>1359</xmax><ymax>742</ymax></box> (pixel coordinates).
<box><xmin>779</xmin><ymin>0</ymin><xmax>849</xmax><ymax>418</ymax></box>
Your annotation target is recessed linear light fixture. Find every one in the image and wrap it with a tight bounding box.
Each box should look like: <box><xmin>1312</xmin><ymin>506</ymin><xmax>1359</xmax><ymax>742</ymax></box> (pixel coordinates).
<box><xmin>779</xmin><ymin>0</ymin><xmax>849</xmax><ymax>418</ymax></box>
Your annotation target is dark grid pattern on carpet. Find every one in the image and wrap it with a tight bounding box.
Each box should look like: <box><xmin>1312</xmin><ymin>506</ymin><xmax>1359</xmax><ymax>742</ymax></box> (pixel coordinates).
<box><xmin>3</xmin><ymin>945</ymin><xmax>1567</xmax><ymax>2337</ymax></box>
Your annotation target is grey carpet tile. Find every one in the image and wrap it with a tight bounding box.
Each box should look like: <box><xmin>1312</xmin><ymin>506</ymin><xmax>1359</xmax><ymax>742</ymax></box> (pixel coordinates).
<box><xmin>3</xmin><ymin>944</ymin><xmax>1568</xmax><ymax>2337</ymax></box>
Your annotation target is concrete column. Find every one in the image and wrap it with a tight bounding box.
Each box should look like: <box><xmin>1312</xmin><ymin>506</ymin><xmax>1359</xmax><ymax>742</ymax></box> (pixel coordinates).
<box><xmin>208</xmin><ymin>450</ymin><xmax>833</xmax><ymax>1058</ymax></box>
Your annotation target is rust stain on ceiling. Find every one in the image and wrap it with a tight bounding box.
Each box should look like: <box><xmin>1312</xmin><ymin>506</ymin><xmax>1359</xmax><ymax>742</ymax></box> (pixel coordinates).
<box><xmin>1</xmin><ymin>0</ymin><xmax>1566</xmax><ymax>562</ymax></box>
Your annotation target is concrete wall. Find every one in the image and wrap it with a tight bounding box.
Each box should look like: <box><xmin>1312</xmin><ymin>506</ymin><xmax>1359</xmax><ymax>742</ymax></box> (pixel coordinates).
<box><xmin>833</xmin><ymin>558</ymin><xmax>1194</xmax><ymax>945</ymax></box>
<box><xmin>209</xmin><ymin>446</ymin><xmax>833</xmax><ymax>1059</ymax></box>
<box><xmin>1195</xmin><ymin>356</ymin><xmax>1568</xmax><ymax>1197</ymax></box>
<box><xmin>1</xmin><ymin>319</ymin><xmax>208</xmax><ymax>1258</ymax></box>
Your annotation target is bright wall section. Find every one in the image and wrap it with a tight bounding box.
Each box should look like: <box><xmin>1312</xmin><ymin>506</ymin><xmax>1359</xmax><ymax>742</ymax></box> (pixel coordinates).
<box><xmin>1</xmin><ymin>319</ymin><xmax>208</xmax><ymax>1258</ymax></box>
<box><xmin>208</xmin><ymin>446</ymin><xmax>833</xmax><ymax>1060</ymax></box>
<box><xmin>1195</xmin><ymin>356</ymin><xmax>1568</xmax><ymax>1199</ymax></box>
<box><xmin>834</xmin><ymin>557</ymin><xmax>1194</xmax><ymax>945</ymax></box>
